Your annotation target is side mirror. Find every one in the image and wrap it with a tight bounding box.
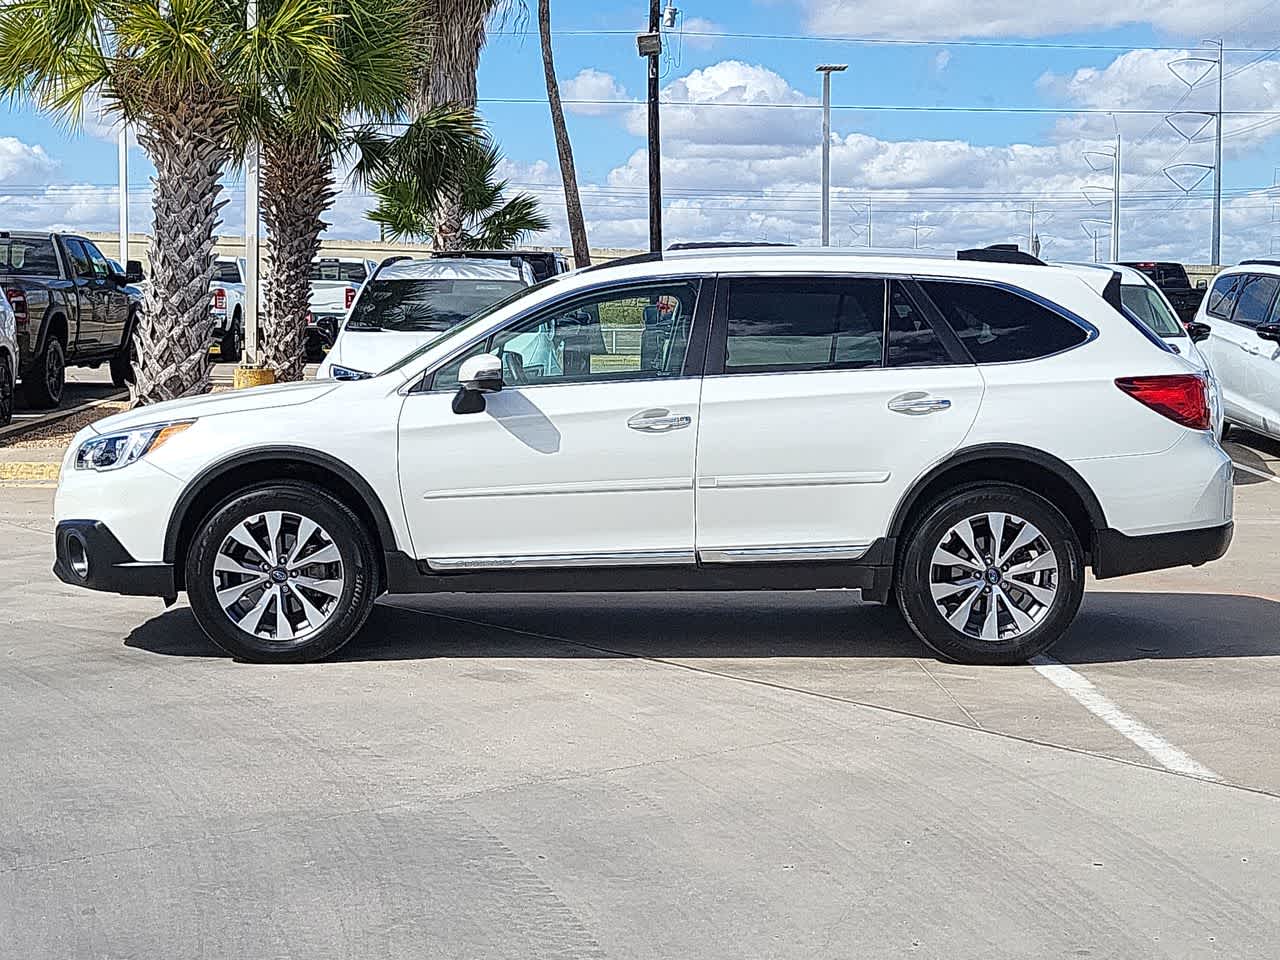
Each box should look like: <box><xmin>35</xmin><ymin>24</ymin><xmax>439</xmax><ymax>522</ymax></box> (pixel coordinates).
<box><xmin>1186</xmin><ymin>320</ymin><xmax>1211</xmax><ymax>343</ymax></box>
<box><xmin>124</xmin><ymin>260</ymin><xmax>144</xmax><ymax>284</ymax></box>
<box><xmin>1256</xmin><ymin>322</ymin><xmax>1280</xmax><ymax>344</ymax></box>
<box><xmin>1196</xmin><ymin>279</ymin><xmax>1208</xmax><ymax>291</ymax></box>
<box><xmin>451</xmin><ymin>353</ymin><xmax>503</xmax><ymax>415</ymax></box>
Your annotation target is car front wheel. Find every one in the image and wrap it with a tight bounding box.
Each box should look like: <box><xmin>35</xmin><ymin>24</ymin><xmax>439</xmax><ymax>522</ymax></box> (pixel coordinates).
<box><xmin>896</xmin><ymin>483</ymin><xmax>1084</xmax><ymax>665</ymax></box>
<box><xmin>186</xmin><ymin>483</ymin><xmax>378</xmax><ymax>663</ymax></box>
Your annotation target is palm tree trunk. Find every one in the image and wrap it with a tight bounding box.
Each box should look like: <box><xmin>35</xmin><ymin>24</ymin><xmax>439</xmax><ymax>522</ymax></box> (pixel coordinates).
<box><xmin>130</xmin><ymin>98</ymin><xmax>234</xmax><ymax>406</ymax></box>
<box><xmin>261</xmin><ymin>134</ymin><xmax>335</xmax><ymax>382</ymax></box>
<box><xmin>418</xmin><ymin>0</ymin><xmax>490</xmax><ymax>247</ymax></box>
<box><xmin>537</xmin><ymin>0</ymin><xmax>589</xmax><ymax>267</ymax></box>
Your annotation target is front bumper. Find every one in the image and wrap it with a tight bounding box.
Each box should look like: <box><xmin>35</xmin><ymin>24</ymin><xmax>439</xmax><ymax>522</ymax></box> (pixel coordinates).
<box><xmin>1092</xmin><ymin>521</ymin><xmax>1233</xmax><ymax>580</ymax></box>
<box><xmin>53</xmin><ymin>520</ymin><xmax>176</xmax><ymax>598</ymax></box>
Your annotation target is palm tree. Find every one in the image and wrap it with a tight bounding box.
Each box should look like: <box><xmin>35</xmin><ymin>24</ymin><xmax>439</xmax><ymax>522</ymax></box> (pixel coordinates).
<box><xmin>255</xmin><ymin>0</ymin><xmax>477</xmax><ymax>381</ymax></box>
<box><xmin>0</xmin><ymin>0</ymin><xmax>349</xmax><ymax>404</ymax></box>
<box><xmin>416</xmin><ymin>0</ymin><xmax>521</xmax><ymax>246</ymax></box>
<box><xmin>536</xmin><ymin>0</ymin><xmax>588</xmax><ymax>267</ymax></box>
<box><xmin>361</xmin><ymin>129</ymin><xmax>548</xmax><ymax>248</ymax></box>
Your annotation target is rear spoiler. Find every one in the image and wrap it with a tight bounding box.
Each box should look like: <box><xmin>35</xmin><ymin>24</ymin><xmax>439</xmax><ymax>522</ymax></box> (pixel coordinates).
<box><xmin>1101</xmin><ymin>271</ymin><xmax>1124</xmax><ymax>313</ymax></box>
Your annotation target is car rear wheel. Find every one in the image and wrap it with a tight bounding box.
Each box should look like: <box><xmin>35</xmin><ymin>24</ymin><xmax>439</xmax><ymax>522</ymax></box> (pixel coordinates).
<box><xmin>186</xmin><ymin>483</ymin><xmax>378</xmax><ymax>663</ymax></box>
<box><xmin>219</xmin><ymin>313</ymin><xmax>243</xmax><ymax>363</ymax></box>
<box><xmin>0</xmin><ymin>353</ymin><xmax>13</xmax><ymax>426</ymax></box>
<box><xmin>896</xmin><ymin>483</ymin><xmax>1084</xmax><ymax>665</ymax></box>
<box><xmin>22</xmin><ymin>334</ymin><xmax>64</xmax><ymax>409</ymax></box>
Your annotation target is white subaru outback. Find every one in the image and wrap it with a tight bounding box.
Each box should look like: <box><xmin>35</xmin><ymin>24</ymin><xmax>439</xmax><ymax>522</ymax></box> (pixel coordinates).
<box><xmin>54</xmin><ymin>246</ymin><xmax>1233</xmax><ymax>665</ymax></box>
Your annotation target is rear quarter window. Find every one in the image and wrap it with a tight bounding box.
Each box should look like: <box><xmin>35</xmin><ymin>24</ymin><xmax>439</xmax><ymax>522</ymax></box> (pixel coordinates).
<box><xmin>918</xmin><ymin>281</ymin><xmax>1089</xmax><ymax>363</ymax></box>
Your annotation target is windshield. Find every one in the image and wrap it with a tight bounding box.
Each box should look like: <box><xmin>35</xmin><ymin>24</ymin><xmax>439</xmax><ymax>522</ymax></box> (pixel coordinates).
<box><xmin>310</xmin><ymin>260</ymin><xmax>368</xmax><ymax>283</ymax></box>
<box><xmin>348</xmin><ymin>278</ymin><xmax>525</xmax><ymax>334</ymax></box>
<box><xmin>377</xmin><ymin>276</ymin><xmax>559</xmax><ymax>376</ymax></box>
<box><xmin>1120</xmin><ymin>283</ymin><xmax>1185</xmax><ymax>338</ymax></box>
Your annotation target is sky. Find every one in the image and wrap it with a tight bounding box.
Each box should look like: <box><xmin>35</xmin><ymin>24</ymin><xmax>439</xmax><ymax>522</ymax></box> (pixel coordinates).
<box><xmin>4</xmin><ymin>0</ymin><xmax>1280</xmax><ymax>262</ymax></box>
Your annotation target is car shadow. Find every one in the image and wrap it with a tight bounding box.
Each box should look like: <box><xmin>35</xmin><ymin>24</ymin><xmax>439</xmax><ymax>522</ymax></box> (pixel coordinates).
<box><xmin>124</xmin><ymin>589</ymin><xmax>1280</xmax><ymax>666</ymax></box>
<box><xmin>1226</xmin><ymin>429</ymin><xmax>1280</xmax><ymax>485</ymax></box>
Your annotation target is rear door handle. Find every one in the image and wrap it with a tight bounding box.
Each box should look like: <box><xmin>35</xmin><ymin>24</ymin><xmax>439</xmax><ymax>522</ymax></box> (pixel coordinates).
<box><xmin>628</xmin><ymin>408</ymin><xmax>692</xmax><ymax>433</ymax></box>
<box><xmin>888</xmin><ymin>393</ymin><xmax>952</xmax><ymax>415</ymax></box>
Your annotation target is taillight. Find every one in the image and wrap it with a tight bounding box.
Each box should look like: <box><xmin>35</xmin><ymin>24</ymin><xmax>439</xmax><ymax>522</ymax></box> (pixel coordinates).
<box><xmin>4</xmin><ymin>286</ymin><xmax>27</xmax><ymax>326</ymax></box>
<box><xmin>212</xmin><ymin>288</ymin><xmax>226</xmax><ymax>310</ymax></box>
<box><xmin>1115</xmin><ymin>374</ymin><xmax>1210</xmax><ymax>430</ymax></box>
<box><xmin>345</xmin><ymin>287</ymin><xmax>356</xmax><ymax>309</ymax></box>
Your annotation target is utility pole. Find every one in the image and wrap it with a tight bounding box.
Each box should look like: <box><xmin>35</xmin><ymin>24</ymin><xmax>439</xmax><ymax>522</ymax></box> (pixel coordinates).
<box><xmin>817</xmin><ymin>64</ymin><xmax>847</xmax><ymax>247</ymax></box>
<box><xmin>1211</xmin><ymin>38</ymin><xmax>1224</xmax><ymax>266</ymax></box>
<box><xmin>866</xmin><ymin>198</ymin><xmax>872</xmax><ymax>247</ymax></box>
<box><xmin>637</xmin><ymin>1</ymin><xmax>663</xmax><ymax>252</ymax></box>
<box><xmin>908</xmin><ymin>213</ymin><xmax>931</xmax><ymax>249</ymax></box>
<box><xmin>1111</xmin><ymin>127</ymin><xmax>1121</xmax><ymax>261</ymax></box>
<box><xmin>117</xmin><ymin>130</ymin><xmax>128</xmax><ymax>264</ymax></box>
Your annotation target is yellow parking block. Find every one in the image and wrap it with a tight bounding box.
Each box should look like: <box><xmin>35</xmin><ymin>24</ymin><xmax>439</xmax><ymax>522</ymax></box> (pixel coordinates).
<box><xmin>0</xmin><ymin>462</ymin><xmax>61</xmax><ymax>482</ymax></box>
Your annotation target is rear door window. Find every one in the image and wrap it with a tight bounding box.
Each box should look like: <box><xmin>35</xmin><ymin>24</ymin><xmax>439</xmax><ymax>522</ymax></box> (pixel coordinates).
<box><xmin>1229</xmin><ymin>275</ymin><xmax>1279</xmax><ymax>328</ymax></box>
<box><xmin>1205</xmin><ymin>275</ymin><xmax>1242</xmax><ymax>318</ymax></box>
<box><xmin>722</xmin><ymin>276</ymin><xmax>885</xmax><ymax>373</ymax></box>
<box><xmin>919</xmin><ymin>281</ymin><xmax>1089</xmax><ymax>363</ymax></box>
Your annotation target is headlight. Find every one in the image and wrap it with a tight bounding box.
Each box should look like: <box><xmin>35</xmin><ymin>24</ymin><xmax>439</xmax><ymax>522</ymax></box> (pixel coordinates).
<box><xmin>329</xmin><ymin>365</ymin><xmax>373</xmax><ymax>381</ymax></box>
<box><xmin>74</xmin><ymin>421</ymin><xmax>194</xmax><ymax>472</ymax></box>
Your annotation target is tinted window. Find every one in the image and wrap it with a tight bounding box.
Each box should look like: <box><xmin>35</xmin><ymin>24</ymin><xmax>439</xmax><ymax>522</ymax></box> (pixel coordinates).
<box><xmin>212</xmin><ymin>260</ymin><xmax>242</xmax><ymax>284</ymax></box>
<box><xmin>723</xmin><ymin>277</ymin><xmax>884</xmax><ymax>373</ymax></box>
<box><xmin>921</xmin><ymin>281</ymin><xmax>1089</xmax><ymax>363</ymax></box>
<box><xmin>64</xmin><ymin>239</ymin><xmax>95</xmax><ymax>279</ymax></box>
<box><xmin>0</xmin><ymin>237</ymin><xmax>60</xmax><ymax>276</ymax></box>
<box><xmin>432</xmin><ymin>281</ymin><xmax>698</xmax><ymax>390</ymax></box>
<box><xmin>1230</xmin><ymin>275</ymin><xmax>1279</xmax><ymax>328</ymax></box>
<box><xmin>82</xmin><ymin>240</ymin><xmax>110</xmax><ymax>277</ymax></box>
<box><xmin>310</xmin><ymin>259</ymin><xmax>368</xmax><ymax>283</ymax></box>
<box><xmin>888</xmin><ymin>282</ymin><xmax>951</xmax><ymax>366</ymax></box>
<box><xmin>1206</xmin><ymin>275</ymin><xmax>1241</xmax><ymax>318</ymax></box>
<box><xmin>1120</xmin><ymin>284</ymin><xmax>1184</xmax><ymax>338</ymax></box>
<box><xmin>352</xmin><ymin>278</ymin><xmax>526</xmax><ymax>333</ymax></box>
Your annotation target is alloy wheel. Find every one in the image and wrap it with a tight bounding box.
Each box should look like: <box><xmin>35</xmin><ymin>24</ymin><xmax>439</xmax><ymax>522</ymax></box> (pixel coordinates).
<box><xmin>212</xmin><ymin>510</ymin><xmax>345</xmax><ymax>642</ymax></box>
<box><xmin>46</xmin><ymin>342</ymin><xmax>64</xmax><ymax>403</ymax></box>
<box><xmin>928</xmin><ymin>511</ymin><xmax>1059</xmax><ymax>642</ymax></box>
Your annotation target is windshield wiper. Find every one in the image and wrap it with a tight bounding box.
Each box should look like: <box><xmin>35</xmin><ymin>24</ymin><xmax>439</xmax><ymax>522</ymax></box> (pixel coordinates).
<box><xmin>344</xmin><ymin>320</ymin><xmax>383</xmax><ymax>332</ymax></box>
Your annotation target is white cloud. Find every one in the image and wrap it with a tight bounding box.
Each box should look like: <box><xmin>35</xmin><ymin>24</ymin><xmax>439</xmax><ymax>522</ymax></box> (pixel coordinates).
<box><xmin>560</xmin><ymin>68</ymin><xmax>633</xmax><ymax>116</ymax></box>
<box><xmin>624</xmin><ymin>60</ymin><xmax>819</xmax><ymax>146</ymax></box>
<box><xmin>679</xmin><ymin>16</ymin><xmax>723</xmax><ymax>50</ymax></box>
<box><xmin>801</xmin><ymin>0</ymin><xmax>1277</xmax><ymax>40</ymax></box>
<box><xmin>0</xmin><ymin>137</ymin><xmax>58</xmax><ymax>184</ymax></box>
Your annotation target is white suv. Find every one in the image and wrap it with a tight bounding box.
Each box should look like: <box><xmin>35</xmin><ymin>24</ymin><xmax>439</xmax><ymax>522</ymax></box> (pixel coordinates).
<box><xmin>1194</xmin><ymin>259</ymin><xmax>1280</xmax><ymax>441</ymax></box>
<box><xmin>54</xmin><ymin>247</ymin><xmax>1233</xmax><ymax>665</ymax></box>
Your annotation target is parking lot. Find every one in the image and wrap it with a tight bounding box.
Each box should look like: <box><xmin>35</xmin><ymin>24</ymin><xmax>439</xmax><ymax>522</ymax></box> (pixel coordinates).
<box><xmin>3</xmin><ymin>429</ymin><xmax>1279</xmax><ymax>957</ymax></box>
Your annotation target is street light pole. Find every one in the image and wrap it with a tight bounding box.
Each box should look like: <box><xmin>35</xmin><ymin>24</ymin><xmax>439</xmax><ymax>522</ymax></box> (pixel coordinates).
<box><xmin>117</xmin><ymin>129</ymin><xmax>128</xmax><ymax>264</ymax></box>
<box><xmin>817</xmin><ymin>64</ymin><xmax>847</xmax><ymax>247</ymax></box>
<box><xmin>645</xmin><ymin>0</ymin><xmax>663</xmax><ymax>253</ymax></box>
<box><xmin>242</xmin><ymin>0</ymin><xmax>261</xmax><ymax>371</ymax></box>
<box><xmin>1111</xmin><ymin>126</ymin><xmax>1121</xmax><ymax>262</ymax></box>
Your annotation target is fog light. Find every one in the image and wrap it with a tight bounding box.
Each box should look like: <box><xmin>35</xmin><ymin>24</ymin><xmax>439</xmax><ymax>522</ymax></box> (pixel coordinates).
<box><xmin>67</xmin><ymin>534</ymin><xmax>89</xmax><ymax>580</ymax></box>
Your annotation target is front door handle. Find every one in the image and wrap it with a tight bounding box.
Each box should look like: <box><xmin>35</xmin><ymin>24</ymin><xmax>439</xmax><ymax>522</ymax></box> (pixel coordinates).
<box><xmin>888</xmin><ymin>393</ymin><xmax>952</xmax><ymax>415</ymax></box>
<box><xmin>628</xmin><ymin>408</ymin><xmax>692</xmax><ymax>433</ymax></box>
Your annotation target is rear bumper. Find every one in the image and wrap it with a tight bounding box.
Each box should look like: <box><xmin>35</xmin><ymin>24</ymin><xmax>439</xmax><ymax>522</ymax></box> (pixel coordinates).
<box><xmin>53</xmin><ymin>520</ymin><xmax>176</xmax><ymax>598</ymax></box>
<box><xmin>1092</xmin><ymin>521</ymin><xmax>1233</xmax><ymax>579</ymax></box>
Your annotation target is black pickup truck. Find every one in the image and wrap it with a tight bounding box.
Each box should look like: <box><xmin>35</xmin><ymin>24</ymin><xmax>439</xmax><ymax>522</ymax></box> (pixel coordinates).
<box><xmin>1120</xmin><ymin>261</ymin><xmax>1206</xmax><ymax>324</ymax></box>
<box><xmin>0</xmin><ymin>232</ymin><xmax>143</xmax><ymax>407</ymax></box>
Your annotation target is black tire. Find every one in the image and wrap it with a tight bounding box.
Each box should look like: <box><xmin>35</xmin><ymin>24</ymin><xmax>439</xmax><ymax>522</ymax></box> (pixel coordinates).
<box><xmin>896</xmin><ymin>483</ymin><xmax>1085</xmax><ymax>665</ymax></box>
<box><xmin>22</xmin><ymin>333</ymin><xmax>65</xmax><ymax>409</ymax></box>
<box><xmin>0</xmin><ymin>352</ymin><xmax>13</xmax><ymax>427</ymax></box>
<box><xmin>219</xmin><ymin>312</ymin><xmax>243</xmax><ymax>363</ymax></box>
<box><xmin>110</xmin><ymin>316</ymin><xmax>137</xmax><ymax>387</ymax></box>
<box><xmin>186</xmin><ymin>482</ymin><xmax>379</xmax><ymax>663</ymax></box>
<box><xmin>1219</xmin><ymin>419</ymin><xmax>1233</xmax><ymax>444</ymax></box>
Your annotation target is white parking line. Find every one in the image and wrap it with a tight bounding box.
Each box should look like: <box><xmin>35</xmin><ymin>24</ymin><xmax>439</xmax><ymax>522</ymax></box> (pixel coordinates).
<box><xmin>1231</xmin><ymin>460</ymin><xmax>1280</xmax><ymax>486</ymax></box>
<box><xmin>1029</xmin><ymin>655</ymin><xmax>1219</xmax><ymax>781</ymax></box>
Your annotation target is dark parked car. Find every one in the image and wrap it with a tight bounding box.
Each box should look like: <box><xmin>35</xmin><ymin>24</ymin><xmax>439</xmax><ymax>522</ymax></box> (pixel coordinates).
<box><xmin>1120</xmin><ymin>261</ymin><xmax>1206</xmax><ymax>323</ymax></box>
<box><xmin>0</xmin><ymin>232</ymin><xmax>142</xmax><ymax>407</ymax></box>
<box><xmin>431</xmin><ymin>249</ymin><xmax>571</xmax><ymax>283</ymax></box>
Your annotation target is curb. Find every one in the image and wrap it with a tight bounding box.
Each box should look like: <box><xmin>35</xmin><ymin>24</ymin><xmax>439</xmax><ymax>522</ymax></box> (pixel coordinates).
<box><xmin>0</xmin><ymin>462</ymin><xmax>60</xmax><ymax>482</ymax></box>
<box><xmin>0</xmin><ymin>390</ymin><xmax>128</xmax><ymax>443</ymax></box>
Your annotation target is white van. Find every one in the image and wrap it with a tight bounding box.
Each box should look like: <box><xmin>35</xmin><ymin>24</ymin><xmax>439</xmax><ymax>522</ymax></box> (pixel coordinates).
<box><xmin>317</xmin><ymin>257</ymin><xmax>534</xmax><ymax>380</ymax></box>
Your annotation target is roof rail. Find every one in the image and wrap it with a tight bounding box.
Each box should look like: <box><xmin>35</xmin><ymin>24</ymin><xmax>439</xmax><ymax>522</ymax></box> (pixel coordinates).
<box><xmin>957</xmin><ymin>244</ymin><xmax>1045</xmax><ymax>266</ymax></box>
<box><xmin>579</xmin><ymin>251</ymin><xmax>664</xmax><ymax>273</ymax></box>
<box><xmin>1239</xmin><ymin>259</ymin><xmax>1280</xmax><ymax>268</ymax></box>
<box><xmin>667</xmin><ymin>241</ymin><xmax>796</xmax><ymax>250</ymax></box>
